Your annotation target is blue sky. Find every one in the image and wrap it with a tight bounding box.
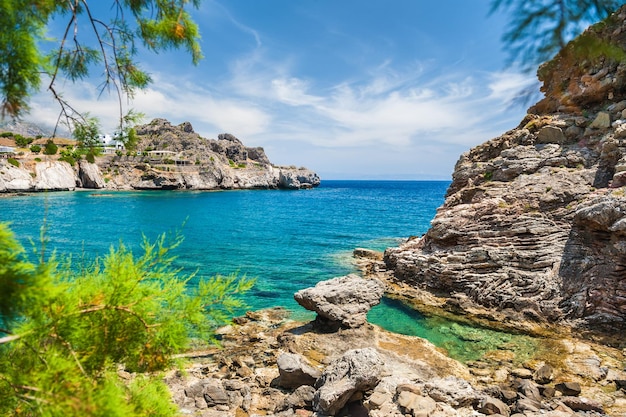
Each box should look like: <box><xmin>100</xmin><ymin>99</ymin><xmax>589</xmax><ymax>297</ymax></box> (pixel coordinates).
<box><xmin>28</xmin><ymin>0</ymin><xmax>537</xmax><ymax>180</ymax></box>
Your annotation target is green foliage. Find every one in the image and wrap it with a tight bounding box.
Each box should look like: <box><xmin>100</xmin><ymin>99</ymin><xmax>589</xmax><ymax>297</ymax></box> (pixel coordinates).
<box><xmin>0</xmin><ymin>223</ymin><xmax>254</xmax><ymax>416</ymax></box>
<box><xmin>13</xmin><ymin>134</ymin><xmax>32</xmax><ymax>147</ymax></box>
<box><xmin>59</xmin><ymin>148</ymin><xmax>80</xmax><ymax>166</ymax></box>
<box><xmin>43</xmin><ymin>139</ymin><xmax>58</xmax><ymax>155</ymax></box>
<box><xmin>86</xmin><ymin>152</ymin><xmax>96</xmax><ymax>163</ymax></box>
<box><xmin>0</xmin><ymin>132</ymin><xmax>13</xmax><ymax>138</ymax></box>
<box><xmin>29</xmin><ymin>144</ymin><xmax>41</xmax><ymax>153</ymax></box>
<box><xmin>117</xmin><ymin>110</ymin><xmax>145</xmax><ymax>151</ymax></box>
<box><xmin>0</xmin><ymin>0</ymin><xmax>202</xmax><ymax>136</ymax></box>
<box><xmin>73</xmin><ymin>115</ymin><xmax>101</xmax><ymax>150</ymax></box>
<box><xmin>7</xmin><ymin>157</ymin><xmax>19</xmax><ymax>167</ymax></box>
<box><xmin>491</xmin><ymin>0</ymin><xmax>621</xmax><ymax>72</ymax></box>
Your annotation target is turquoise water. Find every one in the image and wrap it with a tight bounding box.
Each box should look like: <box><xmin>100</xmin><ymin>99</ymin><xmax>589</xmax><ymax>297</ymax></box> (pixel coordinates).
<box><xmin>0</xmin><ymin>181</ymin><xmax>536</xmax><ymax>361</ymax></box>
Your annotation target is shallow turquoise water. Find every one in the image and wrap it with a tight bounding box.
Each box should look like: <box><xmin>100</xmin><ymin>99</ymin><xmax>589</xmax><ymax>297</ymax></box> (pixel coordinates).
<box><xmin>1</xmin><ymin>181</ymin><xmax>536</xmax><ymax>362</ymax></box>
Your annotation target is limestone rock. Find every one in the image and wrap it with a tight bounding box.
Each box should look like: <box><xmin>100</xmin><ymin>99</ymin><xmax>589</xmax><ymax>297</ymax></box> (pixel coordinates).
<box><xmin>396</xmin><ymin>391</ymin><xmax>437</xmax><ymax>416</ymax></box>
<box><xmin>533</xmin><ymin>364</ymin><xmax>554</xmax><ymax>384</ymax></box>
<box><xmin>0</xmin><ymin>162</ymin><xmax>33</xmax><ymax>191</ymax></box>
<box><xmin>381</xmin><ymin>5</ymin><xmax>626</xmax><ymax>335</ymax></box>
<box><xmin>479</xmin><ymin>396</ymin><xmax>510</xmax><ymax>416</ymax></box>
<box><xmin>589</xmin><ymin>111</ymin><xmax>612</xmax><ymax>129</ymax></box>
<box><xmin>313</xmin><ymin>348</ymin><xmax>384</xmax><ymax>415</ymax></box>
<box><xmin>78</xmin><ymin>160</ymin><xmax>105</xmax><ymax>189</ymax></box>
<box><xmin>278</xmin><ymin>168</ymin><xmax>320</xmax><ymax>189</ymax></box>
<box><xmin>1</xmin><ymin>118</ymin><xmax>320</xmax><ymax>193</ymax></box>
<box><xmin>555</xmin><ymin>382</ymin><xmax>581</xmax><ymax>396</ymax></box>
<box><xmin>294</xmin><ymin>275</ymin><xmax>385</xmax><ymax>328</ymax></box>
<box><xmin>560</xmin><ymin>396</ymin><xmax>604</xmax><ymax>413</ymax></box>
<box><xmin>537</xmin><ymin>126</ymin><xmax>566</xmax><ymax>144</ymax></box>
<box><xmin>279</xmin><ymin>385</ymin><xmax>316</xmax><ymax>411</ymax></box>
<box><xmin>276</xmin><ymin>353</ymin><xmax>321</xmax><ymax>389</ymax></box>
<box><xmin>34</xmin><ymin>161</ymin><xmax>76</xmax><ymax>191</ymax></box>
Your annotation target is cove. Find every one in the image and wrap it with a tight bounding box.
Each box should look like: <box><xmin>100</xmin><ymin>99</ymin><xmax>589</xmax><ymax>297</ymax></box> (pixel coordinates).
<box><xmin>0</xmin><ymin>180</ymin><xmax>535</xmax><ymax>362</ymax></box>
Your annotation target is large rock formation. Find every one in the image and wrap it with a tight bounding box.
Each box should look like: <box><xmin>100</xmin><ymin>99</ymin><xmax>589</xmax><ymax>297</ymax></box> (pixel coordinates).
<box><xmin>294</xmin><ymin>274</ymin><xmax>385</xmax><ymax>329</ymax></box>
<box><xmin>0</xmin><ymin>119</ymin><xmax>320</xmax><ymax>192</ymax></box>
<box><xmin>383</xmin><ymin>7</ymin><xmax>626</xmax><ymax>336</ymax></box>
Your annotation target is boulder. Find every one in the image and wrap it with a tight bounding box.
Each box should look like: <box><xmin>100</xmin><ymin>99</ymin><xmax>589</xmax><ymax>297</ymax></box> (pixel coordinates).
<box><xmin>479</xmin><ymin>396</ymin><xmax>510</xmax><ymax>416</ymax></box>
<box><xmin>397</xmin><ymin>391</ymin><xmax>437</xmax><ymax>416</ymax></box>
<box><xmin>560</xmin><ymin>396</ymin><xmax>604</xmax><ymax>413</ymax></box>
<box><xmin>278</xmin><ymin>168</ymin><xmax>321</xmax><ymax>189</ymax></box>
<box><xmin>78</xmin><ymin>160</ymin><xmax>105</xmax><ymax>189</ymax></box>
<box><xmin>279</xmin><ymin>385</ymin><xmax>316</xmax><ymax>411</ymax></box>
<box><xmin>313</xmin><ymin>348</ymin><xmax>384</xmax><ymax>416</ymax></box>
<box><xmin>34</xmin><ymin>161</ymin><xmax>76</xmax><ymax>191</ymax></box>
<box><xmin>555</xmin><ymin>382</ymin><xmax>581</xmax><ymax>396</ymax></box>
<box><xmin>533</xmin><ymin>364</ymin><xmax>554</xmax><ymax>384</ymax></box>
<box><xmin>294</xmin><ymin>275</ymin><xmax>385</xmax><ymax>328</ymax></box>
<box><xmin>276</xmin><ymin>353</ymin><xmax>321</xmax><ymax>389</ymax></box>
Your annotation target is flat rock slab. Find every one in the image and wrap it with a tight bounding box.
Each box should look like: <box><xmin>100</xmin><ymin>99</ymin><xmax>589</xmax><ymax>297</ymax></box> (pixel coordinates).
<box><xmin>294</xmin><ymin>274</ymin><xmax>385</xmax><ymax>328</ymax></box>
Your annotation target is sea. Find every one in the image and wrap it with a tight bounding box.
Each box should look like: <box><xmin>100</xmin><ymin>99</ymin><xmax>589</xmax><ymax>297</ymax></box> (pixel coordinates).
<box><xmin>0</xmin><ymin>180</ymin><xmax>538</xmax><ymax>362</ymax></box>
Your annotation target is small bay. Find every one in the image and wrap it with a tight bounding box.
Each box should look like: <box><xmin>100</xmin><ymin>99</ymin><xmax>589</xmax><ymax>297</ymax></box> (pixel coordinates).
<box><xmin>1</xmin><ymin>180</ymin><xmax>536</xmax><ymax>362</ymax></box>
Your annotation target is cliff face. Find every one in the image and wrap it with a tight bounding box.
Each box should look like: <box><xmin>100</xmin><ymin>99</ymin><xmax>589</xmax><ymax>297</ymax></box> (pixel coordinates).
<box><xmin>0</xmin><ymin>119</ymin><xmax>320</xmax><ymax>191</ymax></box>
<box><xmin>385</xmin><ymin>7</ymin><xmax>626</xmax><ymax>335</ymax></box>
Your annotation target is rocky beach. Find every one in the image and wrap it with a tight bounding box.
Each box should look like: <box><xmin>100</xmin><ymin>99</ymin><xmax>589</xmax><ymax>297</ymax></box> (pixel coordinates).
<box><xmin>3</xmin><ymin>4</ymin><xmax>626</xmax><ymax>417</ymax></box>
<box><xmin>159</xmin><ymin>6</ymin><xmax>626</xmax><ymax>417</ymax></box>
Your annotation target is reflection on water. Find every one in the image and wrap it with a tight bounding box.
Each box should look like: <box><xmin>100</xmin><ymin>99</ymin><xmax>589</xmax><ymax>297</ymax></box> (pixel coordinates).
<box><xmin>368</xmin><ymin>298</ymin><xmax>538</xmax><ymax>363</ymax></box>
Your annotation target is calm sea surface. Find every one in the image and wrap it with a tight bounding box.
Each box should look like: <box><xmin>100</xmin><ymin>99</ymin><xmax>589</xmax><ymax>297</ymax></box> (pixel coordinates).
<box><xmin>1</xmin><ymin>180</ymin><xmax>537</xmax><ymax>361</ymax></box>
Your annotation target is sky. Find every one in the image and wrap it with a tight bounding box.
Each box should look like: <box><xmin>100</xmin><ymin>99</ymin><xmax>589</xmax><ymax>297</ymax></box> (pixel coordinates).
<box><xmin>27</xmin><ymin>0</ymin><xmax>538</xmax><ymax>180</ymax></box>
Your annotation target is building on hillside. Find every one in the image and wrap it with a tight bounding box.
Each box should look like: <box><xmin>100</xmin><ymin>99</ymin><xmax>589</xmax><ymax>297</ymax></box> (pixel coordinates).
<box><xmin>0</xmin><ymin>146</ymin><xmax>16</xmax><ymax>157</ymax></box>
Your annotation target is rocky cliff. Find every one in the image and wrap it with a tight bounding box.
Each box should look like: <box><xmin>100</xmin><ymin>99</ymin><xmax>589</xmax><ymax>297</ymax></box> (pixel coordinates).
<box><xmin>0</xmin><ymin>119</ymin><xmax>320</xmax><ymax>192</ymax></box>
<box><xmin>384</xmin><ymin>7</ymin><xmax>626</xmax><ymax>338</ymax></box>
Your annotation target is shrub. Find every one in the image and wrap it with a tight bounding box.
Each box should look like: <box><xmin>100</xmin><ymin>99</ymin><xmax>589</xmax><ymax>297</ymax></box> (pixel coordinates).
<box><xmin>43</xmin><ymin>139</ymin><xmax>58</xmax><ymax>155</ymax></box>
<box><xmin>0</xmin><ymin>224</ymin><xmax>254</xmax><ymax>416</ymax></box>
<box><xmin>29</xmin><ymin>144</ymin><xmax>41</xmax><ymax>153</ymax></box>
<box><xmin>59</xmin><ymin>155</ymin><xmax>76</xmax><ymax>166</ymax></box>
<box><xmin>86</xmin><ymin>152</ymin><xmax>96</xmax><ymax>163</ymax></box>
<box><xmin>13</xmin><ymin>135</ymin><xmax>32</xmax><ymax>147</ymax></box>
<box><xmin>7</xmin><ymin>158</ymin><xmax>19</xmax><ymax>167</ymax></box>
<box><xmin>34</xmin><ymin>157</ymin><xmax>41</xmax><ymax>162</ymax></box>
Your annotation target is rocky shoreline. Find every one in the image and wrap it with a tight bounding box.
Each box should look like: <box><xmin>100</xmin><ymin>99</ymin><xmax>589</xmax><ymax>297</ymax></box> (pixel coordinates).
<box><xmin>0</xmin><ymin>119</ymin><xmax>320</xmax><ymax>192</ymax></box>
<box><xmin>161</xmin><ymin>273</ymin><xmax>626</xmax><ymax>417</ymax></box>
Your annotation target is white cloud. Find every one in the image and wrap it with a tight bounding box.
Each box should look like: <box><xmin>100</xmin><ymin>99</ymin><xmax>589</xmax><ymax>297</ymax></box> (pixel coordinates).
<box><xmin>23</xmin><ymin>53</ymin><xmax>530</xmax><ymax>179</ymax></box>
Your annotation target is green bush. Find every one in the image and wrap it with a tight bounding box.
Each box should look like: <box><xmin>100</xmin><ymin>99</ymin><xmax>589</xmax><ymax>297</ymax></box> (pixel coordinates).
<box><xmin>86</xmin><ymin>152</ymin><xmax>96</xmax><ymax>163</ymax></box>
<box><xmin>0</xmin><ymin>223</ymin><xmax>254</xmax><ymax>416</ymax></box>
<box><xmin>34</xmin><ymin>157</ymin><xmax>41</xmax><ymax>162</ymax></box>
<box><xmin>59</xmin><ymin>155</ymin><xmax>76</xmax><ymax>166</ymax></box>
<box><xmin>29</xmin><ymin>144</ymin><xmax>41</xmax><ymax>153</ymax></box>
<box><xmin>13</xmin><ymin>134</ymin><xmax>32</xmax><ymax>147</ymax></box>
<box><xmin>7</xmin><ymin>158</ymin><xmax>19</xmax><ymax>167</ymax></box>
<box><xmin>0</xmin><ymin>132</ymin><xmax>13</xmax><ymax>138</ymax></box>
<box><xmin>43</xmin><ymin>139</ymin><xmax>58</xmax><ymax>155</ymax></box>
